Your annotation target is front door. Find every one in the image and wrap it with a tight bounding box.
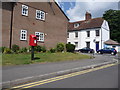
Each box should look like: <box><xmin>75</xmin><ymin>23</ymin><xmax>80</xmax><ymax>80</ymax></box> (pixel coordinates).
<box><xmin>96</xmin><ymin>42</ymin><xmax>99</xmax><ymax>51</ymax></box>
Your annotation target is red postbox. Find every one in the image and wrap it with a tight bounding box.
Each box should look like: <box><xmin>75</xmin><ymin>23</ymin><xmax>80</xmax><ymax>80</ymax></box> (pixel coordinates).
<box><xmin>29</xmin><ymin>35</ymin><xmax>37</xmax><ymax>46</ymax></box>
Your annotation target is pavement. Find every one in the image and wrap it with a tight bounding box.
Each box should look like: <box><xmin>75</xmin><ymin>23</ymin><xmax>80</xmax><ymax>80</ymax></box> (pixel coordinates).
<box><xmin>1</xmin><ymin>53</ymin><xmax>119</xmax><ymax>88</ymax></box>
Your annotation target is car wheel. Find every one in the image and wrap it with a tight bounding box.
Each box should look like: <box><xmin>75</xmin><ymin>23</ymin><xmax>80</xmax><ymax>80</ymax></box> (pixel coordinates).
<box><xmin>88</xmin><ymin>51</ymin><xmax>91</xmax><ymax>53</ymax></box>
<box><xmin>111</xmin><ymin>52</ymin><xmax>114</xmax><ymax>55</ymax></box>
<box><xmin>98</xmin><ymin>51</ymin><xmax>101</xmax><ymax>54</ymax></box>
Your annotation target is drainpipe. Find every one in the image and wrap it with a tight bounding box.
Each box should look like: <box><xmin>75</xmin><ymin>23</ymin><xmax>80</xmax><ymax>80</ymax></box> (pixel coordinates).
<box><xmin>101</xmin><ymin>28</ymin><xmax>102</xmax><ymax>49</ymax></box>
<box><xmin>9</xmin><ymin>2</ymin><xmax>15</xmax><ymax>49</ymax></box>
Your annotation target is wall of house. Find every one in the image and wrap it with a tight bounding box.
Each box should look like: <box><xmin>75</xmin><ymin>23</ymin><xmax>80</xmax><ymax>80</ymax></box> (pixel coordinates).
<box><xmin>2</xmin><ymin>2</ymin><xmax>68</xmax><ymax>49</ymax></box>
<box><xmin>101</xmin><ymin>20</ymin><xmax>110</xmax><ymax>49</ymax></box>
<box><xmin>2</xmin><ymin>2</ymin><xmax>13</xmax><ymax>48</ymax></box>
<box><xmin>68</xmin><ymin>27</ymin><xmax>105</xmax><ymax>52</ymax></box>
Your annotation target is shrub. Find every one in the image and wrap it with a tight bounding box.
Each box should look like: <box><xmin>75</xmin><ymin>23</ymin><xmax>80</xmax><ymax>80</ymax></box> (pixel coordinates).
<box><xmin>49</xmin><ymin>48</ymin><xmax>56</xmax><ymax>53</ymax></box>
<box><xmin>0</xmin><ymin>47</ymin><xmax>6</xmax><ymax>53</ymax></box>
<box><xmin>3</xmin><ymin>48</ymin><xmax>12</xmax><ymax>54</ymax></box>
<box><xmin>28</xmin><ymin>46</ymin><xmax>32</xmax><ymax>52</ymax></box>
<box><xmin>56</xmin><ymin>43</ymin><xmax>65</xmax><ymax>52</ymax></box>
<box><xmin>19</xmin><ymin>47</ymin><xmax>27</xmax><ymax>53</ymax></box>
<box><xmin>34</xmin><ymin>45</ymin><xmax>42</xmax><ymax>52</ymax></box>
<box><xmin>66</xmin><ymin>43</ymin><xmax>75</xmax><ymax>53</ymax></box>
<box><xmin>12</xmin><ymin>44</ymin><xmax>20</xmax><ymax>53</ymax></box>
<box><xmin>41</xmin><ymin>46</ymin><xmax>46</xmax><ymax>52</ymax></box>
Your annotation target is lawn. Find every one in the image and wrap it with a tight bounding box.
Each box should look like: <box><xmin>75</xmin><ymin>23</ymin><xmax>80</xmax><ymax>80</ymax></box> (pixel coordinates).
<box><xmin>2</xmin><ymin>52</ymin><xmax>91</xmax><ymax>66</ymax></box>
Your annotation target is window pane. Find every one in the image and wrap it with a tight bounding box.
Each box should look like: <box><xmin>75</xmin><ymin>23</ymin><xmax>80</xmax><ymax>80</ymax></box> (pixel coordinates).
<box><xmin>75</xmin><ymin>32</ymin><xmax>78</xmax><ymax>38</ymax></box>
<box><xmin>86</xmin><ymin>42</ymin><xmax>90</xmax><ymax>48</ymax></box>
<box><xmin>87</xmin><ymin>31</ymin><xmax>90</xmax><ymax>37</ymax></box>
<box><xmin>75</xmin><ymin>42</ymin><xmax>78</xmax><ymax>48</ymax></box>
<box><xmin>96</xmin><ymin>30</ymin><xmax>99</xmax><ymax>36</ymax></box>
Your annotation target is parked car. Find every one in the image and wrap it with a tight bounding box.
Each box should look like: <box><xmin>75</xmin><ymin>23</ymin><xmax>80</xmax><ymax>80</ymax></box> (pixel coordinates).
<box><xmin>78</xmin><ymin>47</ymin><xmax>94</xmax><ymax>53</ymax></box>
<box><xmin>97</xmin><ymin>48</ymin><xmax>117</xmax><ymax>55</ymax></box>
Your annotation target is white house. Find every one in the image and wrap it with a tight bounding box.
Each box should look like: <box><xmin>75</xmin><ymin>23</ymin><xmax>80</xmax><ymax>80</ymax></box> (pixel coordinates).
<box><xmin>67</xmin><ymin>12</ymin><xmax>110</xmax><ymax>52</ymax></box>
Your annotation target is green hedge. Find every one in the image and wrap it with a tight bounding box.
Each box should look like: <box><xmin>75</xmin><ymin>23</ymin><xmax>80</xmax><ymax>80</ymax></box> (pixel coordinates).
<box><xmin>66</xmin><ymin>43</ymin><xmax>75</xmax><ymax>53</ymax></box>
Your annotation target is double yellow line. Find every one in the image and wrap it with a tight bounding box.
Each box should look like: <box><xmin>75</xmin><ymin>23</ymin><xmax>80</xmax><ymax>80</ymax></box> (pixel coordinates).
<box><xmin>12</xmin><ymin>63</ymin><xmax>116</xmax><ymax>89</ymax></box>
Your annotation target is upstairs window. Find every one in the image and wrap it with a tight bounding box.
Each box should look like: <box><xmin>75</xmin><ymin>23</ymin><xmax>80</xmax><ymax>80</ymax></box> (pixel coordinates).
<box><xmin>35</xmin><ymin>32</ymin><xmax>44</xmax><ymax>42</ymax></box>
<box><xmin>22</xmin><ymin>5</ymin><xmax>28</xmax><ymax>16</ymax></box>
<box><xmin>87</xmin><ymin>31</ymin><xmax>90</xmax><ymax>37</ymax></box>
<box><xmin>74</xmin><ymin>23</ymin><xmax>80</xmax><ymax>28</ymax></box>
<box><xmin>75</xmin><ymin>32</ymin><xmax>78</xmax><ymax>38</ymax></box>
<box><xmin>36</xmin><ymin>10</ymin><xmax>45</xmax><ymax>20</ymax></box>
<box><xmin>67</xmin><ymin>32</ymin><xmax>69</xmax><ymax>38</ymax></box>
<box><xmin>20</xmin><ymin>30</ymin><xmax>27</xmax><ymax>40</ymax></box>
<box><xmin>96</xmin><ymin>30</ymin><xmax>100</xmax><ymax>36</ymax></box>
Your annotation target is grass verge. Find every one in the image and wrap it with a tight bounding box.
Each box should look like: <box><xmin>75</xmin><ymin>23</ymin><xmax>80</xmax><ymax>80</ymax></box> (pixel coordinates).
<box><xmin>2</xmin><ymin>52</ymin><xmax>91</xmax><ymax>66</ymax></box>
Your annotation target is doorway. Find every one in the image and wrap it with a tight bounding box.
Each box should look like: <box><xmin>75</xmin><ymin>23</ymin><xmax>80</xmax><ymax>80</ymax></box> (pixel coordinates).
<box><xmin>96</xmin><ymin>42</ymin><xmax>99</xmax><ymax>51</ymax></box>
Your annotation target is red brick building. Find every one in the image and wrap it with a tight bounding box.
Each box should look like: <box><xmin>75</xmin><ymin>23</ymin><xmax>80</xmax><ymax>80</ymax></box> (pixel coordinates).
<box><xmin>2</xmin><ymin>2</ymin><xmax>69</xmax><ymax>49</ymax></box>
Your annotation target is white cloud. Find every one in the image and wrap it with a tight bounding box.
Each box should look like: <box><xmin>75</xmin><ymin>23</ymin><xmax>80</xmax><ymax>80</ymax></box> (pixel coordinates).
<box><xmin>66</xmin><ymin>2</ymin><xmax>118</xmax><ymax>22</ymax></box>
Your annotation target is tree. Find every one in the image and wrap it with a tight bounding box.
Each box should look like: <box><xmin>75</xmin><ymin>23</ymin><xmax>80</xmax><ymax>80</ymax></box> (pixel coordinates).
<box><xmin>103</xmin><ymin>9</ymin><xmax>120</xmax><ymax>43</ymax></box>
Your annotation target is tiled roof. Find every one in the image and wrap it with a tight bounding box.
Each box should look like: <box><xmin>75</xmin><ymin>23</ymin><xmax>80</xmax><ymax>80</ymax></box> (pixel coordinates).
<box><xmin>68</xmin><ymin>18</ymin><xmax>104</xmax><ymax>31</ymax></box>
<box><xmin>104</xmin><ymin>39</ymin><xmax>120</xmax><ymax>45</ymax></box>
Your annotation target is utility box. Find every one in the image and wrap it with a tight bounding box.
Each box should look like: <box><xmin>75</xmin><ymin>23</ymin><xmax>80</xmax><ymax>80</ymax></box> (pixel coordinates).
<box><xmin>29</xmin><ymin>35</ymin><xmax>37</xmax><ymax>46</ymax></box>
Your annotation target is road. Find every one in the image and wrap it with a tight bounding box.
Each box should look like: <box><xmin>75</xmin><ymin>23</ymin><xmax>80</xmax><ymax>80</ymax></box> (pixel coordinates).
<box><xmin>33</xmin><ymin>64</ymin><xmax>119</xmax><ymax>88</ymax></box>
<box><xmin>12</xmin><ymin>63</ymin><xmax>119</xmax><ymax>88</ymax></box>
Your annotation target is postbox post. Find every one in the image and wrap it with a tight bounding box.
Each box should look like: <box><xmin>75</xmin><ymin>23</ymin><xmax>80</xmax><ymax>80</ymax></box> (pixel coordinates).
<box><xmin>29</xmin><ymin>35</ymin><xmax>37</xmax><ymax>60</ymax></box>
<box><xmin>31</xmin><ymin>46</ymin><xmax>34</xmax><ymax>60</ymax></box>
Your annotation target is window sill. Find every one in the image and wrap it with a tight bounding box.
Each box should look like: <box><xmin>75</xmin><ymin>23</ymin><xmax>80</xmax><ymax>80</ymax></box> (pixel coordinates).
<box><xmin>86</xmin><ymin>37</ymin><xmax>90</xmax><ymax>39</ymax></box>
<box><xmin>22</xmin><ymin>14</ymin><xmax>28</xmax><ymax>17</ymax></box>
<box><xmin>96</xmin><ymin>36</ymin><xmax>100</xmax><ymax>38</ymax></box>
<box><xmin>37</xmin><ymin>41</ymin><xmax>44</xmax><ymax>43</ymax></box>
<box><xmin>36</xmin><ymin>18</ymin><xmax>45</xmax><ymax>22</ymax></box>
<box><xmin>20</xmin><ymin>40</ymin><xmax>27</xmax><ymax>41</ymax></box>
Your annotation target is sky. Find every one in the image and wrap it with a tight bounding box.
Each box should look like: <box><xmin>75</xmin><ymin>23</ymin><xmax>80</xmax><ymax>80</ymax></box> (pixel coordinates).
<box><xmin>55</xmin><ymin>0</ymin><xmax>119</xmax><ymax>22</ymax></box>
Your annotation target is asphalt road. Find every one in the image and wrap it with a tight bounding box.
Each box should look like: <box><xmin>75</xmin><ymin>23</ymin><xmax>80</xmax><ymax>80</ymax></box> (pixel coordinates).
<box><xmin>31</xmin><ymin>64</ymin><xmax>119</xmax><ymax>88</ymax></box>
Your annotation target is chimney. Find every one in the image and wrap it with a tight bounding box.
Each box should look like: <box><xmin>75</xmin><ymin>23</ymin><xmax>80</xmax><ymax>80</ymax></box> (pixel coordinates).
<box><xmin>85</xmin><ymin>12</ymin><xmax>92</xmax><ymax>20</ymax></box>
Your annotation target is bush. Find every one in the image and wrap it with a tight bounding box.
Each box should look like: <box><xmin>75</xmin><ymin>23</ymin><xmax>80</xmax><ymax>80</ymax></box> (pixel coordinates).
<box><xmin>49</xmin><ymin>48</ymin><xmax>56</xmax><ymax>53</ymax></box>
<box><xmin>0</xmin><ymin>47</ymin><xmax>6</xmax><ymax>53</ymax></box>
<box><xmin>56</xmin><ymin>43</ymin><xmax>65</xmax><ymax>52</ymax></box>
<box><xmin>66</xmin><ymin>43</ymin><xmax>75</xmax><ymax>53</ymax></box>
<box><xmin>41</xmin><ymin>46</ymin><xmax>46</xmax><ymax>52</ymax></box>
<box><xmin>28</xmin><ymin>46</ymin><xmax>46</xmax><ymax>52</ymax></box>
<box><xmin>28</xmin><ymin>46</ymin><xmax>32</xmax><ymax>52</ymax></box>
<box><xmin>12</xmin><ymin>44</ymin><xmax>20</xmax><ymax>53</ymax></box>
<box><xmin>34</xmin><ymin>45</ymin><xmax>42</xmax><ymax>52</ymax></box>
<box><xmin>19</xmin><ymin>47</ymin><xmax>27</xmax><ymax>53</ymax></box>
<box><xmin>3</xmin><ymin>48</ymin><xmax>12</xmax><ymax>54</ymax></box>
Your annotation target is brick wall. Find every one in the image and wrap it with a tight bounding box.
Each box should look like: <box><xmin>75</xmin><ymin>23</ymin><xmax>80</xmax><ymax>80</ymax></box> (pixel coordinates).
<box><xmin>2</xmin><ymin>2</ymin><xmax>68</xmax><ymax>49</ymax></box>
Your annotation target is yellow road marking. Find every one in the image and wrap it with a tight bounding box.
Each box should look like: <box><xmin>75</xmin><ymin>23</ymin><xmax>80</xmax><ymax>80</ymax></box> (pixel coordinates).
<box><xmin>12</xmin><ymin>63</ymin><xmax>116</xmax><ymax>89</ymax></box>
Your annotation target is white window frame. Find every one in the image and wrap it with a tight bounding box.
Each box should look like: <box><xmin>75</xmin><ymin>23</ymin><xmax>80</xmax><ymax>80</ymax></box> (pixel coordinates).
<box><xmin>20</xmin><ymin>30</ymin><xmax>27</xmax><ymax>41</ymax></box>
<box><xmin>35</xmin><ymin>32</ymin><xmax>44</xmax><ymax>42</ymax></box>
<box><xmin>22</xmin><ymin>5</ymin><xmax>28</xmax><ymax>16</ymax></box>
<box><xmin>36</xmin><ymin>10</ymin><xmax>45</xmax><ymax>20</ymax></box>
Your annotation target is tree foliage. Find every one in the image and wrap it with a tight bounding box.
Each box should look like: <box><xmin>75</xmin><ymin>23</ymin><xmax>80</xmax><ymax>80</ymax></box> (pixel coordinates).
<box><xmin>103</xmin><ymin>9</ymin><xmax>120</xmax><ymax>43</ymax></box>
